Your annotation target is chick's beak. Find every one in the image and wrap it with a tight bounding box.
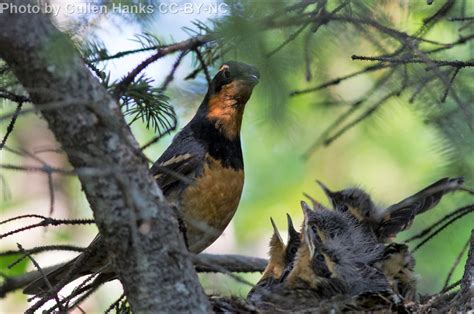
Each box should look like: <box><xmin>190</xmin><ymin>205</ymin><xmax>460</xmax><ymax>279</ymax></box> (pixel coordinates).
<box><xmin>270</xmin><ymin>217</ymin><xmax>284</xmax><ymax>244</ymax></box>
<box><xmin>304</xmin><ymin>221</ymin><xmax>316</xmax><ymax>259</ymax></box>
<box><xmin>316</xmin><ymin>180</ymin><xmax>334</xmax><ymax>201</ymax></box>
<box><xmin>301</xmin><ymin>201</ymin><xmax>316</xmax><ymax>258</ymax></box>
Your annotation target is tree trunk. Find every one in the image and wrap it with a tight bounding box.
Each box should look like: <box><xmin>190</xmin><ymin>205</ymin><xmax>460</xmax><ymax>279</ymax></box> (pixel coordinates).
<box><xmin>0</xmin><ymin>2</ymin><xmax>210</xmax><ymax>312</ymax></box>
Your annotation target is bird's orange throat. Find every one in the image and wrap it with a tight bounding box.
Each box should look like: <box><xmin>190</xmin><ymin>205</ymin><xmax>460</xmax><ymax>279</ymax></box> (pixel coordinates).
<box><xmin>207</xmin><ymin>80</ymin><xmax>252</xmax><ymax>140</ymax></box>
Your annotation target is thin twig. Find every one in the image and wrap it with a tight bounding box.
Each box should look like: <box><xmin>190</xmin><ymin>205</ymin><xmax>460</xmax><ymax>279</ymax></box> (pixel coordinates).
<box><xmin>290</xmin><ymin>63</ymin><xmax>388</xmax><ymax>96</ymax></box>
<box><xmin>17</xmin><ymin>243</ymin><xmax>64</xmax><ymax>313</ymax></box>
<box><xmin>0</xmin><ymin>102</ymin><xmax>22</xmax><ymax>150</ymax></box>
<box><xmin>113</xmin><ymin>35</ymin><xmax>211</xmax><ymax>98</ymax></box>
<box><xmin>140</xmin><ymin>125</ymin><xmax>177</xmax><ymax>151</ymax></box>
<box><xmin>0</xmin><ymin>90</ymin><xmax>30</xmax><ymax>103</ymax></box>
<box><xmin>0</xmin><ymin>245</ymin><xmax>84</xmax><ymax>257</ymax></box>
<box><xmin>442</xmin><ymin>239</ymin><xmax>470</xmax><ymax>291</ymax></box>
<box><xmin>160</xmin><ymin>50</ymin><xmax>187</xmax><ymax>91</ymax></box>
<box><xmin>302</xmin><ymin>67</ymin><xmax>397</xmax><ymax>158</ymax></box>
<box><xmin>0</xmin><ymin>163</ymin><xmax>122</xmax><ymax>177</ymax></box>
<box><xmin>267</xmin><ymin>22</ymin><xmax>311</xmax><ymax>57</ymax></box>
<box><xmin>105</xmin><ymin>293</ymin><xmax>127</xmax><ymax>313</ymax></box>
<box><xmin>412</xmin><ymin>207</ymin><xmax>474</xmax><ymax>252</ymax></box>
<box><xmin>47</xmin><ymin>173</ymin><xmax>55</xmax><ymax>216</ymax></box>
<box><xmin>405</xmin><ymin>205</ymin><xmax>474</xmax><ymax>243</ymax></box>
<box><xmin>351</xmin><ymin>55</ymin><xmax>474</xmax><ymax>68</ymax></box>
<box><xmin>440</xmin><ymin>67</ymin><xmax>460</xmax><ymax>102</ymax></box>
<box><xmin>194</xmin><ymin>48</ymin><xmax>212</xmax><ymax>86</ymax></box>
<box><xmin>448</xmin><ymin>16</ymin><xmax>474</xmax><ymax>21</ymax></box>
<box><xmin>322</xmin><ymin>90</ymin><xmax>400</xmax><ymax>147</ymax></box>
<box><xmin>1</xmin><ymin>215</ymin><xmax>95</xmax><ymax>240</ymax></box>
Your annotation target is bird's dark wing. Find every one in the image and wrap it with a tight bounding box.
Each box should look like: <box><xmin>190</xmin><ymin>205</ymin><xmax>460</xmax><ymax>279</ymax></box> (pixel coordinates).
<box><xmin>149</xmin><ymin>127</ymin><xmax>206</xmax><ymax>196</ymax></box>
<box><xmin>377</xmin><ymin>177</ymin><xmax>464</xmax><ymax>239</ymax></box>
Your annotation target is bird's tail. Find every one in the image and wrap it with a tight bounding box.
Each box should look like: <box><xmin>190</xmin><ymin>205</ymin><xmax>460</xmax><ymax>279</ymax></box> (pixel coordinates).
<box><xmin>22</xmin><ymin>256</ymin><xmax>84</xmax><ymax>295</ymax></box>
<box><xmin>0</xmin><ymin>262</ymin><xmax>62</xmax><ymax>298</ymax></box>
<box><xmin>23</xmin><ymin>235</ymin><xmax>109</xmax><ymax>296</ymax></box>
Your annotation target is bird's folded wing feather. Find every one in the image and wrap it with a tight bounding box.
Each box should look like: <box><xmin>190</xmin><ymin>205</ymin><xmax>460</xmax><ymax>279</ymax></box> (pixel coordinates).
<box><xmin>377</xmin><ymin>177</ymin><xmax>464</xmax><ymax>239</ymax></box>
<box><xmin>149</xmin><ymin>131</ymin><xmax>205</xmax><ymax>195</ymax></box>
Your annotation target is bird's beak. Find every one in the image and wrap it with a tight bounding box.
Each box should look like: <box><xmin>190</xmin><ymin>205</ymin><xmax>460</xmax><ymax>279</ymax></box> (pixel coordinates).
<box><xmin>301</xmin><ymin>201</ymin><xmax>316</xmax><ymax>258</ymax></box>
<box><xmin>243</xmin><ymin>74</ymin><xmax>260</xmax><ymax>86</ymax></box>
<box><xmin>301</xmin><ymin>201</ymin><xmax>315</xmax><ymax>222</ymax></box>
<box><xmin>304</xmin><ymin>220</ymin><xmax>316</xmax><ymax>259</ymax></box>
<box><xmin>316</xmin><ymin>180</ymin><xmax>334</xmax><ymax>202</ymax></box>
<box><xmin>286</xmin><ymin>213</ymin><xmax>297</xmax><ymax>242</ymax></box>
<box><xmin>270</xmin><ymin>217</ymin><xmax>284</xmax><ymax>244</ymax></box>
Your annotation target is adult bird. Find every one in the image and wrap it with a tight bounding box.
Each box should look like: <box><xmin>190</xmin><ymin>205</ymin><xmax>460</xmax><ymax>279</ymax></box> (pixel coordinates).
<box><xmin>23</xmin><ymin>61</ymin><xmax>260</xmax><ymax>295</ymax></box>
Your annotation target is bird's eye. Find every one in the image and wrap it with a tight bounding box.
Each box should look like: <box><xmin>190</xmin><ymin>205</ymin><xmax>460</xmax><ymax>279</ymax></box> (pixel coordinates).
<box><xmin>311</xmin><ymin>225</ymin><xmax>318</xmax><ymax>233</ymax></box>
<box><xmin>290</xmin><ymin>247</ymin><xmax>298</xmax><ymax>254</ymax></box>
<box><xmin>222</xmin><ymin>69</ymin><xmax>231</xmax><ymax>79</ymax></box>
<box><xmin>339</xmin><ymin>204</ymin><xmax>348</xmax><ymax>212</ymax></box>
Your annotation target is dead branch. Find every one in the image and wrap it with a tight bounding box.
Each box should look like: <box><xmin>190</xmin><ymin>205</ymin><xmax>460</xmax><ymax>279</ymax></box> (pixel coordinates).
<box><xmin>194</xmin><ymin>254</ymin><xmax>267</xmax><ymax>273</ymax></box>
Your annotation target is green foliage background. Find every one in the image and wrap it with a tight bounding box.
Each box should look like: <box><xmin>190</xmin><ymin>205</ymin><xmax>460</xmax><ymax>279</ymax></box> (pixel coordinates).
<box><xmin>1</xmin><ymin>0</ymin><xmax>472</xmax><ymax>311</ymax></box>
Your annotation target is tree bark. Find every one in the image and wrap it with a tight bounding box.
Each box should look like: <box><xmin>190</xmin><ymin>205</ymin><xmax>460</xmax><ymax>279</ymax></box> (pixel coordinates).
<box><xmin>0</xmin><ymin>2</ymin><xmax>210</xmax><ymax>312</ymax></box>
<box><xmin>458</xmin><ymin>229</ymin><xmax>474</xmax><ymax>311</ymax></box>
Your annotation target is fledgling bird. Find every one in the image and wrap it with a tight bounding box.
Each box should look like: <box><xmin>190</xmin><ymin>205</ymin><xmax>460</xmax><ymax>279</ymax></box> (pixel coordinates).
<box><xmin>375</xmin><ymin>243</ymin><xmax>418</xmax><ymax>303</ymax></box>
<box><xmin>256</xmin><ymin>218</ymin><xmax>287</xmax><ymax>287</ymax></box>
<box><xmin>250</xmin><ymin>207</ymin><xmax>346</xmax><ymax>311</ymax></box>
<box><xmin>23</xmin><ymin>61</ymin><xmax>260</xmax><ymax>295</ymax></box>
<box><xmin>313</xmin><ymin>185</ymin><xmax>417</xmax><ymax>302</ymax></box>
<box><xmin>285</xmin><ymin>208</ymin><xmax>344</xmax><ymax>295</ymax></box>
<box><xmin>250</xmin><ymin>202</ymin><xmax>402</xmax><ymax>312</ymax></box>
<box><xmin>248</xmin><ymin>215</ymin><xmax>302</xmax><ymax>301</ymax></box>
<box><xmin>316</xmin><ymin>177</ymin><xmax>464</xmax><ymax>242</ymax></box>
<box><xmin>279</xmin><ymin>214</ymin><xmax>302</xmax><ymax>280</ymax></box>
<box><xmin>293</xmin><ymin>201</ymin><xmax>390</xmax><ymax>297</ymax></box>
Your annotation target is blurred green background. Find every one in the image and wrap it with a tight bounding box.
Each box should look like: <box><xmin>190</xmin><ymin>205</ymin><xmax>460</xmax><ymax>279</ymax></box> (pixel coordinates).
<box><xmin>1</xmin><ymin>0</ymin><xmax>473</xmax><ymax>312</ymax></box>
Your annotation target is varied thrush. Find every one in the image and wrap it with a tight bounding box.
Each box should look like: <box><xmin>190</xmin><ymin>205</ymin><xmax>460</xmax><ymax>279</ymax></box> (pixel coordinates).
<box><xmin>24</xmin><ymin>61</ymin><xmax>260</xmax><ymax>295</ymax></box>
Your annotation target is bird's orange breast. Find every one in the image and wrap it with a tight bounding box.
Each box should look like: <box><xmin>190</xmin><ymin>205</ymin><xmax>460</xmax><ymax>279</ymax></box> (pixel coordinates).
<box><xmin>180</xmin><ymin>154</ymin><xmax>244</xmax><ymax>253</ymax></box>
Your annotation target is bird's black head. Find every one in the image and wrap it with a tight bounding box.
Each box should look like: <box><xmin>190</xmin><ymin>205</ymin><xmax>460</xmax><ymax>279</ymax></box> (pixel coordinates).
<box><xmin>336</xmin><ymin>188</ymin><xmax>374</xmax><ymax>219</ymax></box>
<box><xmin>211</xmin><ymin>61</ymin><xmax>260</xmax><ymax>94</ymax></box>
<box><xmin>204</xmin><ymin>61</ymin><xmax>260</xmax><ymax>140</ymax></box>
<box><xmin>317</xmin><ymin>180</ymin><xmax>374</xmax><ymax>220</ymax></box>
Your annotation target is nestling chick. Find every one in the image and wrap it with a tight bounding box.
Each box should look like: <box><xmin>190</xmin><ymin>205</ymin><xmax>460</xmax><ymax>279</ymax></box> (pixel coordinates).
<box><xmin>316</xmin><ymin>177</ymin><xmax>464</xmax><ymax>242</ymax></box>
<box><xmin>375</xmin><ymin>243</ymin><xmax>418</xmax><ymax>303</ymax></box>
<box><xmin>250</xmin><ymin>201</ymin><xmax>402</xmax><ymax>312</ymax></box>
<box><xmin>278</xmin><ymin>214</ymin><xmax>302</xmax><ymax>282</ymax></box>
<box><xmin>249</xmin><ymin>214</ymin><xmax>304</xmax><ymax>302</ymax></box>
<box><xmin>258</xmin><ymin>218</ymin><xmax>287</xmax><ymax>285</ymax></box>
<box><xmin>286</xmin><ymin>206</ymin><xmax>337</xmax><ymax>292</ymax></box>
